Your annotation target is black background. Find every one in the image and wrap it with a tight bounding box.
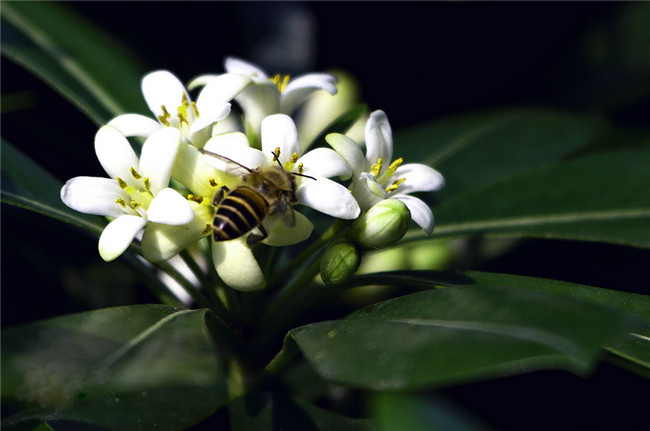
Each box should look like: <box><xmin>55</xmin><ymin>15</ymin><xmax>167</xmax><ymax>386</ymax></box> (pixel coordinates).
<box><xmin>2</xmin><ymin>2</ymin><xmax>649</xmax><ymax>430</ymax></box>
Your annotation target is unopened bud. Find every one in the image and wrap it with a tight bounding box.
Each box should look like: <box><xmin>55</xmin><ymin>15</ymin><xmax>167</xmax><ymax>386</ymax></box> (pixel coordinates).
<box><xmin>351</xmin><ymin>199</ymin><xmax>410</xmax><ymax>250</ymax></box>
<box><xmin>320</xmin><ymin>241</ymin><xmax>361</xmax><ymax>285</ymax></box>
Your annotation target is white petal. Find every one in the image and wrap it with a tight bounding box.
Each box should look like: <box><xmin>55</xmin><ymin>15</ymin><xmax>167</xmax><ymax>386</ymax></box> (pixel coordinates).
<box><xmin>211</xmin><ymin>238</ymin><xmax>264</xmax><ymax>291</ymax></box>
<box><xmin>187</xmin><ymin>103</ymin><xmax>231</xmax><ymax>147</ymax></box>
<box><xmin>298</xmin><ymin>148</ymin><xmax>352</xmax><ymax>180</ymax></box>
<box><xmin>352</xmin><ymin>173</ymin><xmax>385</xmax><ymax>211</ymax></box>
<box><xmin>262</xmin><ymin>210</ymin><xmax>313</xmax><ymax>246</ymax></box>
<box><xmin>98</xmin><ymin>215</ymin><xmax>147</xmax><ymax>261</ymax></box>
<box><xmin>394</xmin><ymin>195</ymin><xmax>434</xmax><ymax>235</ymax></box>
<box><xmin>325</xmin><ymin>133</ymin><xmax>366</xmax><ymax>175</ymax></box>
<box><xmin>203</xmin><ymin>133</ymin><xmax>268</xmax><ymax>173</ymax></box>
<box><xmin>365</xmin><ymin>110</ymin><xmax>393</xmax><ymax>168</ymax></box>
<box><xmin>297</xmin><ymin>176</ymin><xmax>360</xmax><ymax>219</ymax></box>
<box><xmin>195</xmin><ymin>74</ymin><xmax>252</xmax><ymax>112</ymax></box>
<box><xmin>236</xmin><ymin>84</ymin><xmax>280</xmax><ymax>141</ymax></box>
<box><xmin>141</xmin><ymin>70</ymin><xmax>188</xmax><ymax>124</ymax></box>
<box><xmin>224</xmin><ymin>57</ymin><xmax>269</xmax><ymax>82</ymax></box>
<box><xmin>147</xmin><ymin>188</ymin><xmax>194</xmax><ymax>225</ymax></box>
<box><xmin>61</xmin><ymin>176</ymin><xmax>129</xmax><ymax>218</ymax></box>
<box><xmin>172</xmin><ymin>144</ymin><xmax>232</xmax><ymax>196</ymax></box>
<box><xmin>141</xmin><ymin>203</ymin><xmax>211</xmax><ymax>262</ymax></box>
<box><xmin>280</xmin><ymin>73</ymin><xmax>338</xmax><ymax>114</ymax></box>
<box><xmin>139</xmin><ymin>127</ymin><xmax>181</xmax><ymax>193</ymax></box>
<box><xmin>94</xmin><ymin>125</ymin><xmax>140</xmax><ymax>182</ymax></box>
<box><xmin>392</xmin><ymin>164</ymin><xmax>445</xmax><ymax>195</ymax></box>
<box><xmin>108</xmin><ymin>114</ymin><xmax>162</xmax><ymax>138</ymax></box>
<box><xmin>261</xmin><ymin>114</ymin><xmax>300</xmax><ymax>162</ymax></box>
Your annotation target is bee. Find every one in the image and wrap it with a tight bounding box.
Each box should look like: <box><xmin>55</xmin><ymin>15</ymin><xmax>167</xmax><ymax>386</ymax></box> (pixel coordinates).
<box><xmin>199</xmin><ymin>148</ymin><xmax>315</xmax><ymax>245</ymax></box>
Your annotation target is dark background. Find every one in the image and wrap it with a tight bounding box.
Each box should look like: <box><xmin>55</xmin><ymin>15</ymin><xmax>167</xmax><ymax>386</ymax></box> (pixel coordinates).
<box><xmin>2</xmin><ymin>2</ymin><xmax>649</xmax><ymax>430</ymax></box>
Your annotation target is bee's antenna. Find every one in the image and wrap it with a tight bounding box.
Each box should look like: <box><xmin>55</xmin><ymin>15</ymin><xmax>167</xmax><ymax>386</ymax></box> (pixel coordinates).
<box><xmin>270</xmin><ymin>151</ymin><xmax>316</xmax><ymax>181</ymax></box>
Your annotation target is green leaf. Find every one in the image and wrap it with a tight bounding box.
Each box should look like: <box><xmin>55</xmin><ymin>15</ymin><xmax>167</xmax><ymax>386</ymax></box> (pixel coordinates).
<box><xmin>395</xmin><ymin>108</ymin><xmax>606</xmax><ymax>202</ymax></box>
<box><xmin>1</xmin><ymin>1</ymin><xmax>149</xmax><ymax>125</ymax></box>
<box><xmin>430</xmin><ymin>149</ymin><xmax>650</xmax><ymax>248</ymax></box>
<box><xmin>1</xmin><ymin>139</ymin><xmax>105</xmax><ymax>236</ymax></box>
<box><xmin>290</xmin><ymin>284</ymin><xmax>639</xmax><ymax>391</ymax></box>
<box><xmin>229</xmin><ymin>393</ymin><xmax>375</xmax><ymax>431</ymax></box>
<box><xmin>2</xmin><ymin>305</ymin><xmax>228</xmax><ymax>431</ymax></box>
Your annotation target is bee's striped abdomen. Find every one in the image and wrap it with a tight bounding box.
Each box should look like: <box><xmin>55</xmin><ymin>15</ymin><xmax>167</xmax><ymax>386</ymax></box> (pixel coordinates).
<box><xmin>212</xmin><ymin>187</ymin><xmax>269</xmax><ymax>241</ymax></box>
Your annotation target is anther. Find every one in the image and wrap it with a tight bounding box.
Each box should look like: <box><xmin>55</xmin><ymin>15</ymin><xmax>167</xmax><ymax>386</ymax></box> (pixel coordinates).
<box><xmin>298</xmin><ymin>163</ymin><xmax>304</xmax><ymax>174</ymax></box>
<box><xmin>270</xmin><ymin>74</ymin><xmax>291</xmax><ymax>93</ymax></box>
<box><xmin>116</xmin><ymin>177</ymin><xmax>128</xmax><ymax>189</ymax></box>
<box><xmin>370</xmin><ymin>158</ymin><xmax>383</xmax><ymax>177</ymax></box>
<box><xmin>385</xmin><ymin>158</ymin><xmax>403</xmax><ymax>177</ymax></box>
<box><xmin>158</xmin><ymin>106</ymin><xmax>171</xmax><ymax>126</ymax></box>
<box><xmin>130</xmin><ymin>167</ymin><xmax>142</xmax><ymax>180</ymax></box>
<box><xmin>143</xmin><ymin>178</ymin><xmax>151</xmax><ymax>190</ymax></box>
<box><xmin>209</xmin><ymin>178</ymin><xmax>219</xmax><ymax>187</ymax></box>
<box><xmin>191</xmin><ymin>101</ymin><xmax>199</xmax><ymax>118</ymax></box>
<box><xmin>115</xmin><ymin>198</ymin><xmax>126</xmax><ymax>208</ymax></box>
<box><xmin>385</xmin><ymin>178</ymin><xmax>406</xmax><ymax>193</ymax></box>
<box><xmin>130</xmin><ymin>200</ymin><xmax>141</xmax><ymax>209</ymax></box>
<box><xmin>273</xmin><ymin>147</ymin><xmax>282</xmax><ymax>160</ymax></box>
<box><xmin>188</xmin><ymin>194</ymin><xmax>204</xmax><ymax>204</ymax></box>
<box><xmin>202</xmin><ymin>224</ymin><xmax>213</xmax><ymax>235</ymax></box>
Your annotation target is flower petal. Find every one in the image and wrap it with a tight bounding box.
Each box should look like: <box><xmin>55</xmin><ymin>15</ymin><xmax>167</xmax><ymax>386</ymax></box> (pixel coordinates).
<box><xmin>203</xmin><ymin>132</ymin><xmax>269</xmax><ymax>173</ymax></box>
<box><xmin>61</xmin><ymin>176</ymin><xmax>130</xmax><ymax>218</ymax></box>
<box><xmin>141</xmin><ymin>203</ymin><xmax>211</xmax><ymax>262</ymax></box>
<box><xmin>391</xmin><ymin>163</ymin><xmax>445</xmax><ymax>195</ymax></box>
<box><xmin>325</xmin><ymin>133</ymin><xmax>367</xmax><ymax>175</ymax></box>
<box><xmin>147</xmin><ymin>188</ymin><xmax>194</xmax><ymax>225</ymax></box>
<box><xmin>187</xmin><ymin>103</ymin><xmax>231</xmax><ymax>148</ymax></box>
<box><xmin>224</xmin><ymin>57</ymin><xmax>270</xmax><ymax>82</ymax></box>
<box><xmin>261</xmin><ymin>114</ymin><xmax>300</xmax><ymax>162</ymax></box>
<box><xmin>108</xmin><ymin>114</ymin><xmax>162</xmax><ymax>138</ymax></box>
<box><xmin>297</xmin><ymin>176</ymin><xmax>360</xmax><ymax>219</ymax></box>
<box><xmin>211</xmin><ymin>238</ymin><xmax>264</xmax><ymax>291</ymax></box>
<box><xmin>94</xmin><ymin>125</ymin><xmax>140</xmax><ymax>182</ymax></box>
<box><xmin>263</xmin><ymin>210</ymin><xmax>314</xmax><ymax>246</ymax></box>
<box><xmin>298</xmin><ymin>148</ymin><xmax>352</xmax><ymax>180</ymax></box>
<box><xmin>195</xmin><ymin>74</ymin><xmax>252</xmax><ymax>113</ymax></box>
<box><xmin>280</xmin><ymin>73</ymin><xmax>338</xmax><ymax>115</ymax></box>
<box><xmin>172</xmin><ymin>144</ymin><xmax>232</xmax><ymax>196</ymax></box>
<box><xmin>141</xmin><ymin>70</ymin><xmax>188</xmax><ymax>126</ymax></box>
<box><xmin>139</xmin><ymin>127</ymin><xmax>181</xmax><ymax>193</ymax></box>
<box><xmin>394</xmin><ymin>195</ymin><xmax>435</xmax><ymax>235</ymax></box>
<box><xmin>98</xmin><ymin>215</ymin><xmax>147</xmax><ymax>261</ymax></box>
<box><xmin>365</xmin><ymin>110</ymin><xmax>393</xmax><ymax>168</ymax></box>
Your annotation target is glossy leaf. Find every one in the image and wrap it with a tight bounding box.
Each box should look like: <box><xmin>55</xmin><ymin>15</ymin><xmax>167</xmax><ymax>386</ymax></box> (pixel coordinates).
<box><xmin>1</xmin><ymin>1</ymin><xmax>149</xmax><ymax>125</ymax></box>
<box><xmin>430</xmin><ymin>149</ymin><xmax>650</xmax><ymax>248</ymax></box>
<box><xmin>2</xmin><ymin>305</ymin><xmax>228</xmax><ymax>431</ymax></box>
<box><xmin>1</xmin><ymin>140</ymin><xmax>105</xmax><ymax>236</ymax></box>
<box><xmin>290</xmin><ymin>284</ymin><xmax>638</xmax><ymax>391</ymax></box>
<box><xmin>395</xmin><ymin>108</ymin><xmax>606</xmax><ymax>202</ymax></box>
<box><xmin>229</xmin><ymin>393</ymin><xmax>375</xmax><ymax>431</ymax></box>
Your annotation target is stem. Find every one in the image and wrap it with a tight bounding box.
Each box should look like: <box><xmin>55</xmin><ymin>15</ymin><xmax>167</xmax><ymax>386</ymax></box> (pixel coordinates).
<box><xmin>157</xmin><ymin>260</ymin><xmax>213</xmax><ymax>309</ymax></box>
<box><xmin>123</xmin><ymin>253</ymin><xmax>185</xmax><ymax>307</ymax></box>
<box><xmin>179</xmin><ymin>249</ymin><xmax>232</xmax><ymax>320</ymax></box>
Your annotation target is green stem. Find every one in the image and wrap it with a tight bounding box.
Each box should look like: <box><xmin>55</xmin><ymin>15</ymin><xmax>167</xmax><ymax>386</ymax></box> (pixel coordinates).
<box><xmin>179</xmin><ymin>249</ymin><xmax>232</xmax><ymax>320</ymax></box>
<box><xmin>157</xmin><ymin>260</ymin><xmax>213</xmax><ymax>309</ymax></box>
<box><xmin>123</xmin><ymin>253</ymin><xmax>185</xmax><ymax>307</ymax></box>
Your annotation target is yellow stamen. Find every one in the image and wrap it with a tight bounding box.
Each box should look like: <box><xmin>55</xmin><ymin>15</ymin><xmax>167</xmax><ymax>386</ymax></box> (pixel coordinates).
<box><xmin>273</xmin><ymin>147</ymin><xmax>282</xmax><ymax>161</ymax></box>
<box><xmin>297</xmin><ymin>163</ymin><xmax>304</xmax><ymax>174</ymax></box>
<box><xmin>191</xmin><ymin>101</ymin><xmax>199</xmax><ymax>118</ymax></box>
<box><xmin>116</xmin><ymin>177</ymin><xmax>128</xmax><ymax>189</ymax></box>
<box><xmin>143</xmin><ymin>178</ymin><xmax>151</xmax><ymax>190</ymax></box>
<box><xmin>385</xmin><ymin>178</ymin><xmax>406</xmax><ymax>193</ymax></box>
<box><xmin>188</xmin><ymin>194</ymin><xmax>204</xmax><ymax>204</ymax></box>
<box><xmin>370</xmin><ymin>158</ymin><xmax>383</xmax><ymax>177</ymax></box>
<box><xmin>202</xmin><ymin>224</ymin><xmax>212</xmax><ymax>235</ymax></box>
<box><xmin>158</xmin><ymin>105</ymin><xmax>171</xmax><ymax>126</ymax></box>
<box><xmin>209</xmin><ymin>178</ymin><xmax>219</xmax><ymax>188</ymax></box>
<box><xmin>130</xmin><ymin>167</ymin><xmax>142</xmax><ymax>180</ymax></box>
<box><xmin>270</xmin><ymin>74</ymin><xmax>290</xmax><ymax>93</ymax></box>
<box><xmin>385</xmin><ymin>158</ymin><xmax>403</xmax><ymax>177</ymax></box>
<box><xmin>130</xmin><ymin>200</ymin><xmax>140</xmax><ymax>209</ymax></box>
<box><xmin>115</xmin><ymin>198</ymin><xmax>126</xmax><ymax>208</ymax></box>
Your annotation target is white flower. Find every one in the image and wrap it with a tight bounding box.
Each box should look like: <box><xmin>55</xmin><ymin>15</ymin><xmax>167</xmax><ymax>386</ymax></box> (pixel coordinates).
<box><xmin>61</xmin><ymin>125</ymin><xmax>195</xmax><ymax>261</ymax></box>
<box><xmin>201</xmin><ymin>114</ymin><xmax>360</xmax><ymax>291</ymax></box>
<box><xmin>108</xmin><ymin>70</ymin><xmax>251</xmax><ymax>148</ymax></box>
<box><xmin>326</xmin><ymin>110</ymin><xmax>445</xmax><ymax>235</ymax></box>
<box><xmin>189</xmin><ymin>57</ymin><xmax>338</xmax><ymax>146</ymax></box>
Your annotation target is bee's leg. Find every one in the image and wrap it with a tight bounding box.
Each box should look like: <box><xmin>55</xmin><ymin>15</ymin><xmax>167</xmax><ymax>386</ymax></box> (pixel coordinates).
<box><xmin>212</xmin><ymin>186</ymin><xmax>230</xmax><ymax>206</ymax></box>
<box><xmin>246</xmin><ymin>225</ymin><xmax>268</xmax><ymax>245</ymax></box>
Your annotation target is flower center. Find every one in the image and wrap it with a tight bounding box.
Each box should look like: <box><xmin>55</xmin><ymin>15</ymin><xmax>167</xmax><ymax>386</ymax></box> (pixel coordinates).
<box><xmin>270</xmin><ymin>74</ymin><xmax>291</xmax><ymax>93</ymax></box>
<box><xmin>158</xmin><ymin>93</ymin><xmax>199</xmax><ymax>136</ymax></box>
<box><xmin>370</xmin><ymin>157</ymin><xmax>406</xmax><ymax>195</ymax></box>
<box><xmin>114</xmin><ymin>167</ymin><xmax>154</xmax><ymax>217</ymax></box>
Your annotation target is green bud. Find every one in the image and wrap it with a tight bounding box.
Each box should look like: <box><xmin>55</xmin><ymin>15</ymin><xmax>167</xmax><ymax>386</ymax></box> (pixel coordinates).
<box><xmin>320</xmin><ymin>241</ymin><xmax>361</xmax><ymax>286</ymax></box>
<box><xmin>351</xmin><ymin>199</ymin><xmax>411</xmax><ymax>250</ymax></box>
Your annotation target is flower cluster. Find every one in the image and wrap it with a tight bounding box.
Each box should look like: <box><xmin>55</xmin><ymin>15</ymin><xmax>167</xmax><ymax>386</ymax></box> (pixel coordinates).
<box><xmin>61</xmin><ymin>57</ymin><xmax>444</xmax><ymax>294</ymax></box>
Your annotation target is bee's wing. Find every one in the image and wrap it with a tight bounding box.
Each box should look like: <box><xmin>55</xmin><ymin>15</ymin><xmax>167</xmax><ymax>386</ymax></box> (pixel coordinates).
<box><xmin>199</xmin><ymin>148</ymin><xmax>254</xmax><ymax>176</ymax></box>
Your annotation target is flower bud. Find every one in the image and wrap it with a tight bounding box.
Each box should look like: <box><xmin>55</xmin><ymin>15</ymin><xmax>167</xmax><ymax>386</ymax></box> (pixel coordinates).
<box><xmin>320</xmin><ymin>241</ymin><xmax>361</xmax><ymax>286</ymax></box>
<box><xmin>351</xmin><ymin>199</ymin><xmax>411</xmax><ymax>250</ymax></box>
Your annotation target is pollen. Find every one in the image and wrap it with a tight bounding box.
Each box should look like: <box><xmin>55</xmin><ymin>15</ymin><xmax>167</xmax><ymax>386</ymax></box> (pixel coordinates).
<box><xmin>270</xmin><ymin>74</ymin><xmax>290</xmax><ymax>93</ymax></box>
<box><xmin>130</xmin><ymin>167</ymin><xmax>142</xmax><ymax>180</ymax></box>
<box><xmin>143</xmin><ymin>178</ymin><xmax>151</xmax><ymax>190</ymax></box>
<box><xmin>115</xmin><ymin>198</ymin><xmax>126</xmax><ymax>208</ymax></box>
<box><xmin>209</xmin><ymin>178</ymin><xmax>219</xmax><ymax>188</ymax></box>
<box><xmin>116</xmin><ymin>177</ymin><xmax>128</xmax><ymax>189</ymax></box>
<box><xmin>188</xmin><ymin>194</ymin><xmax>204</xmax><ymax>204</ymax></box>
<box><xmin>297</xmin><ymin>163</ymin><xmax>304</xmax><ymax>174</ymax></box>
<box><xmin>370</xmin><ymin>158</ymin><xmax>383</xmax><ymax>177</ymax></box>
<box><xmin>130</xmin><ymin>200</ymin><xmax>141</xmax><ymax>209</ymax></box>
<box><xmin>177</xmin><ymin>93</ymin><xmax>191</xmax><ymax>127</ymax></box>
<box><xmin>385</xmin><ymin>158</ymin><xmax>403</xmax><ymax>177</ymax></box>
<box><xmin>385</xmin><ymin>178</ymin><xmax>406</xmax><ymax>193</ymax></box>
<box><xmin>158</xmin><ymin>105</ymin><xmax>171</xmax><ymax>126</ymax></box>
<box><xmin>191</xmin><ymin>101</ymin><xmax>199</xmax><ymax>118</ymax></box>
